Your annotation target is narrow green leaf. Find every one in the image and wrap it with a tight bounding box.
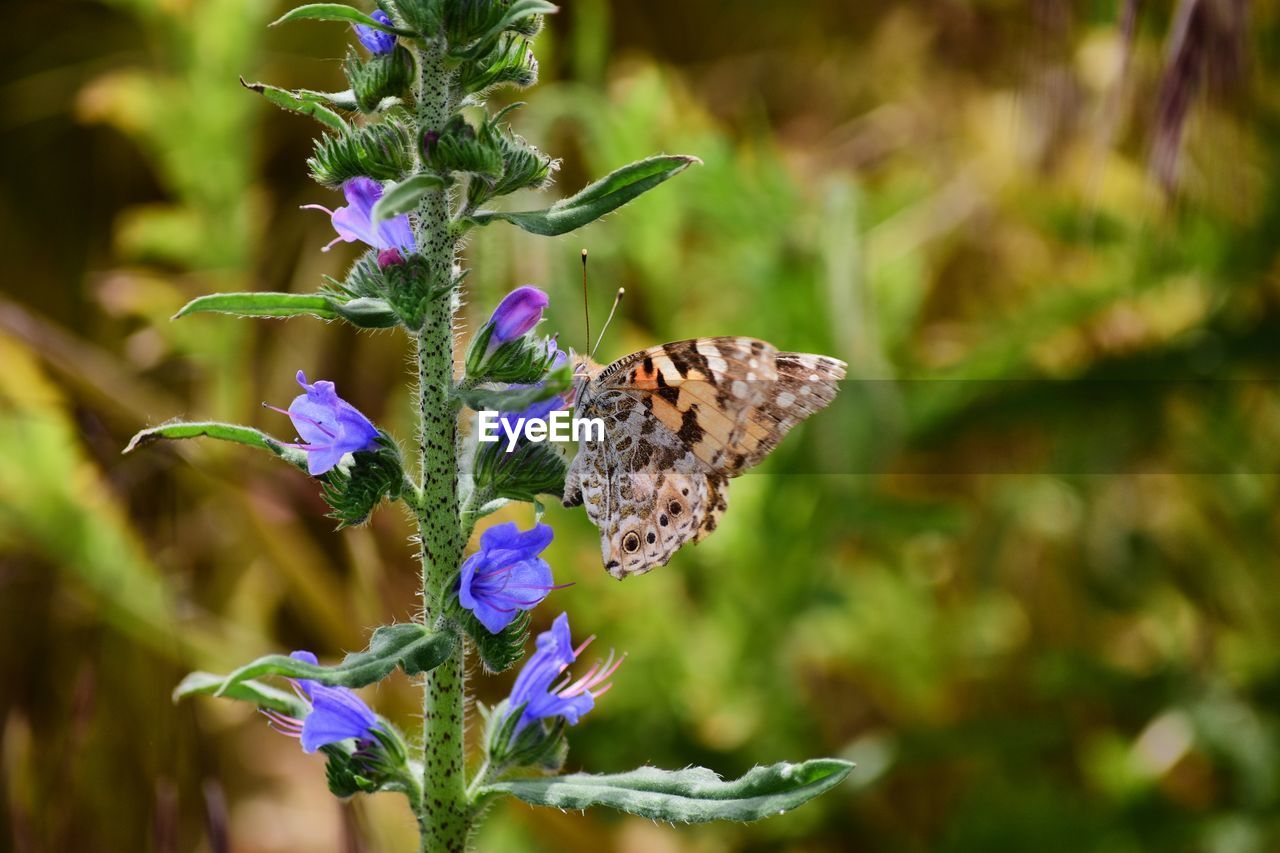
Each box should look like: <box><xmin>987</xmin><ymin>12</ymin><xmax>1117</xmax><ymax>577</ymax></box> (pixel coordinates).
<box><xmin>124</xmin><ymin>421</ymin><xmax>293</xmax><ymax>458</ymax></box>
<box><xmin>240</xmin><ymin>78</ymin><xmax>348</xmax><ymax>131</ymax></box>
<box><xmin>333</xmin><ymin>297</ymin><xmax>401</xmax><ymax>328</ymax></box>
<box><xmin>481</xmin><ymin>759</ymin><xmax>853</xmax><ymax>823</ymax></box>
<box><xmin>173</xmin><ymin>291</ymin><xmax>339</xmax><ymax>321</ymax></box>
<box><xmin>468</xmin><ymin>154</ymin><xmax>699</xmax><ymax>236</ymax></box>
<box><xmin>271</xmin><ymin>3</ymin><xmax>412</xmax><ymax>34</ymax></box>
<box><xmin>455</xmin><ymin>363</ymin><xmax>571</xmax><ymax>411</ymax></box>
<box><xmin>371</xmin><ymin>173</ymin><xmax>446</xmax><ymax>224</ymax></box>
<box><xmin>173</xmin><ymin>672</ymin><xmax>308</xmax><ymax>716</ymax></box>
<box><xmin>210</xmin><ymin>624</ymin><xmax>456</xmax><ymax>697</ymax></box>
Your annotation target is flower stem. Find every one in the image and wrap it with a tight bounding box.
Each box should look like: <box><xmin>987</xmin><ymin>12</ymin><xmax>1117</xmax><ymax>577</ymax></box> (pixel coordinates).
<box><xmin>412</xmin><ymin>37</ymin><xmax>469</xmax><ymax>853</ymax></box>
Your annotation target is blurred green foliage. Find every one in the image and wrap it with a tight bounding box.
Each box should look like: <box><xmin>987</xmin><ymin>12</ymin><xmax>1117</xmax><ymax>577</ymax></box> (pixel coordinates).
<box><xmin>3</xmin><ymin>0</ymin><xmax>1280</xmax><ymax>850</ymax></box>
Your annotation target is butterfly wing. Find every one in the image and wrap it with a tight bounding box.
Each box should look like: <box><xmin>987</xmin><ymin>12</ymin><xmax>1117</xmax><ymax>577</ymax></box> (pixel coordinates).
<box><xmin>564</xmin><ymin>338</ymin><xmax>844</xmax><ymax>578</ymax></box>
<box><xmin>564</xmin><ymin>389</ymin><xmax>726</xmax><ymax>578</ymax></box>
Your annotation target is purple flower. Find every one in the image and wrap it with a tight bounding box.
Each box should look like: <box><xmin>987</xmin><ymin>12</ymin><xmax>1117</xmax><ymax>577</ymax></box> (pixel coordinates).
<box><xmin>267</xmin><ymin>371</ymin><xmax>380</xmax><ymax>475</ymax></box>
<box><xmin>354</xmin><ymin>11</ymin><xmax>397</xmax><ymax>55</ymax></box>
<box><xmin>264</xmin><ymin>651</ymin><xmax>381</xmax><ymax>753</ymax></box>
<box><xmin>377</xmin><ymin>247</ymin><xmax>405</xmax><ymax>269</ymax></box>
<box><xmin>303</xmin><ymin>177</ymin><xmax>416</xmax><ymax>254</ymax></box>
<box><xmin>459</xmin><ymin>522</ymin><xmax>564</xmax><ymax>633</ymax></box>
<box><xmin>486</xmin><ymin>286</ymin><xmax>549</xmax><ymax>349</ymax></box>
<box><xmin>507</xmin><ymin>613</ymin><xmax>622</xmax><ymax>733</ymax></box>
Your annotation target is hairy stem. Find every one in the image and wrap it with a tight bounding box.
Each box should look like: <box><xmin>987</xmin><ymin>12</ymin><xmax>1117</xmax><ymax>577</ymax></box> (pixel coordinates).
<box><xmin>412</xmin><ymin>37</ymin><xmax>468</xmax><ymax>853</ymax></box>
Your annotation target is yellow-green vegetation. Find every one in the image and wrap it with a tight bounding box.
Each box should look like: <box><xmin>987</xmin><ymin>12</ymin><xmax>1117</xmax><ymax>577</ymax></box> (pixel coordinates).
<box><xmin>3</xmin><ymin>1</ymin><xmax>1279</xmax><ymax>850</ymax></box>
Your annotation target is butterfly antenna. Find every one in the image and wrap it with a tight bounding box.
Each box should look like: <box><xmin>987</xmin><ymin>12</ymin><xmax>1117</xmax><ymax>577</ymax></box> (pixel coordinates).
<box><xmin>590</xmin><ymin>287</ymin><xmax>625</xmax><ymax>360</ymax></box>
<box><xmin>581</xmin><ymin>249</ymin><xmax>590</xmax><ymax>357</ymax></box>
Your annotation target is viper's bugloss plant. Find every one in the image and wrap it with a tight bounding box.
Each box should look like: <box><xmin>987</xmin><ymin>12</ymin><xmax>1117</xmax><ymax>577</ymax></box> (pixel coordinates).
<box><xmin>131</xmin><ymin>2</ymin><xmax>851</xmax><ymax>848</ymax></box>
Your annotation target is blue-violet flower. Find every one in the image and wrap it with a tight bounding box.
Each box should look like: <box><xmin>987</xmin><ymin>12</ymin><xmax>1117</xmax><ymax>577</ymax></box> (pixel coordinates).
<box><xmin>507</xmin><ymin>612</ymin><xmax>622</xmax><ymax>733</ymax></box>
<box><xmin>459</xmin><ymin>522</ymin><xmax>563</xmax><ymax>634</ymax></box>
<box><xmin>268</xmin><ymin>371</ymin><xmax>380</xmax><ymax>475</ymax></box>
<box><xmin>264</xmin><ymin>651</ymin><xmax>381</xmax><ymax>753</ymax></box>
<box><xmin>354</xmin><ymin>11</ymin><xmax>397</xmax><ymax>55</ymax></box>
<box><xmin>485</xmin><ymin>286</ymin><xmax>548</xmax><ymax>349</ymax></box>
<box><xmin>303</xmin><ymin>177</ymin><xmax>416</xmax><ymax>254</ymax></box>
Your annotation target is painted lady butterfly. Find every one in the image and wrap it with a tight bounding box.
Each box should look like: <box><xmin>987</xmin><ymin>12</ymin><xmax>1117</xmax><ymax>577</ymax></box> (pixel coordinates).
<box><xmin>563</xmin><ymin>337</ymin><xmax>845</xmax><ymax>579</ymax></box>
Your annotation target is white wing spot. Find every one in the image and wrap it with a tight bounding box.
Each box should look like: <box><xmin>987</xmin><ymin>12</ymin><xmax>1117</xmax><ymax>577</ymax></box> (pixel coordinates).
<box><xmin>777</xmin><ymin>391</ymin><xmax>796</xmax><ymax>408</ymax></box>
<box><xmin>746</xmin><ymin>372</ymin><xmax>757</xmax><ymax>381</ymax></box>
<box><xmin>731</xmin><ymin>380</ymin><xmax>749</xmax><ymax>398</ymax></box>
<box><xmin>748</xmin><ymin>358</ymin><xmax>759</xmax><ymax>369</ymax></box>
<box><xmin>808</xmin><ymin>373</ymin><xmax>820</xmax><ymax>381</ymax></box>
<box><xmin>800</xmin><ymin>385</ymin><xmax>812</xmax><ymax>396</ymax></box>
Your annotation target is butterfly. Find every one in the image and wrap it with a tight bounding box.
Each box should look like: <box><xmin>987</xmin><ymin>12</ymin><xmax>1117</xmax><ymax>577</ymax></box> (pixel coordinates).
<box><xmin>563</xmin><ymin>336</ymin><xmax>845</xmax><ymax>579</ymax></box>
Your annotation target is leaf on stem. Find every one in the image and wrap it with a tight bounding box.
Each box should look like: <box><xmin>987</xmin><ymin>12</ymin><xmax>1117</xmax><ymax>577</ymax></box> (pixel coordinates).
<box><xmin>480</xmin><ymin>759</ymin><xmax>854</xmax><ymax>823</ymax></box>
<box><xmin>454</xmin><ymin>364</ymin><xmax>570</xmax><ymax>412</ymax></box>
<box><xmin>240</xmin><ymin>79</ymin><xmax>349</xmax><ymax>131</ymax></box>
<box><xmin>173</xmin><ymin>672</ymin><xmax>309</xmax><ymax>716</ymax></box>
<box><xmin>173</xmin><ymin>291</ymin><xmax>339</xmax><ymax>321</ymax></box>
<box><xmin>173</xmin><ymin>291</ymin><xmax>400</xmax><ymax>329</ymax></box>
<box><xmin>466</xmin><ymin>154</ymin><xmax>699</xmax><ymax>236</ymax></box>
<box><xmin>197</xmin><ymin>624</ymin><xmax>457</xmax><ymax>699</ymax></box>
<box><xmin>123</xmin><ymin>421</ymin><xmax>306</xmax><ymax>469</ymax></box>
<box><xmin>271</xmin><ymin>3</ymin><xmax>413</xmax><ymax>35</ymax></box>
<box><xmin>371</xmin><ymin>173</ymin><xmax>447</xmax><ymax>224</ymax></box>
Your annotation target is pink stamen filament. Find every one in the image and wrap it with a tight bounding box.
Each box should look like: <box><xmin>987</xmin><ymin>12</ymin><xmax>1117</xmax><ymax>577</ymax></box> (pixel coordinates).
<box><xmin>263</xmin><ymin>403</ymin><xmax>338</xmax><ymax>440</ymax></box>
<box><xmin>501</xmin><ymin>582</ymin><xmax>573</xmax><ymax>592</ymax></box>
<box><xmin>298</xmin><ymin>205</ymin><xmax>346</xmax><ymax>252</ymax></box>
<box><xmin>262</xmin><ymin>709</ymin><xmax>304</xmax><ymax>736</ymax></box>
<box><xmin>280</xmin><ymin>441</ymin><xmax>333</xmax><ymax>452</ymax></box>
<box><xmin>559</xmin><ymin>652</ymin><xmax>625</xmax><ymax>698</ymax></box>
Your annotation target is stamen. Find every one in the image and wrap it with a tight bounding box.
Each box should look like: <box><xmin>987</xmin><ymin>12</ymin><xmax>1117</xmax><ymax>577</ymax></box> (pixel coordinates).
<box><xmin>501</xmin><ymin>582</ymin><xmax>573</xmax><ymax>592</ymax></box>
<box><xmin>263</xmin><ymin>403</ymin><xmax>338</xmax><ymax>439</ymax></box>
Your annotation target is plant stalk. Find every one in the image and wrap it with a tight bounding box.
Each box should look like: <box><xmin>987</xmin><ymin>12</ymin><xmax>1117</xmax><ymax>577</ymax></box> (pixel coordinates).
<box><xmin>412</xmin><ymin>37</ymin><xmax>468</xmax><ymax>853</ymax></box>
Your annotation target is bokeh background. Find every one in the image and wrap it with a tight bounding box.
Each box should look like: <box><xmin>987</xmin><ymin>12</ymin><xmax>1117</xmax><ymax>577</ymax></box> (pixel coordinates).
<box><xmin>4</xmin><ymin>0</ymin><xmax>1280</xmax><ymax>850</ymax></box>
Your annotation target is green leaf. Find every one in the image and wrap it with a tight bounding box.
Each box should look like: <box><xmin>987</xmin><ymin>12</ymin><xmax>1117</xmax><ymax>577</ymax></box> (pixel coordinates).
<box><xmin>474</xmin><ymin>438</ymin><xmax>566</xmax><ymax>503</ymax></box>
<box><xmin>457</xmin><ymin>35</ymin><xmax>538</xmax><ymax>96</ymax></box>
<box><xmin>173</xmin><ymin>291</ymin><xmax>339</xmax><ymax>321</ymax></box>
<box><xmin>371</xmin><ymin>173</ymin><xmax>446</xmax><ymax>224</ymax></box>
<box><xmin>481</xmin><ymin>759</ymin><xmax>853</xmax><ymax>823</ymax></box>
<box><xmin>271</xmin><ymin>3</ymin><xmax>412</xmax><ymax>34</ymax></box>
<box><xmin>333</xmin><ymin>297</ymin><xmax>401</xmax><ymax>328</ymax></box>
<box><xmin>455</xmin><ymin>363</ymin><xmax>570</xmax><ymax>411</ymax></box>
<box><xmin>344</xmin><ymin>45</ymin><xmax>413</xmax><ymax>113</ymax></box>
<box><xmin>173</xmin><ymin>672</ymin><xmax>308</xmax><ymax>716</ymax></box>
<box><xmin>456</xmin><ymin>607</ymin><xmax>530</xmax><ymax>674</ymax></box>
<box><xmin>174</xmin><ymin>291</ymin><xmax>400</xmax><ymax>329</ymax></box>
<box><xmin>206</xmin><ymin>624</ymin><xmax>456</xmax><ymax>698</ymax></box>
<box><xmin>467</xmin><ymin>154</ymin><xmax>699</xmax><ymax>236</ymax></box>
<box><xmin>240</xmin><ymin>78</ymin><xmax>348</xmax><ymax>131</ymax></box>
<box><xmin>449</xmin><ymin>0</ymin><xmax>557</xmax><ymax>61</ymax></box>
<box><xmin>309</xmin><ymin>120</ymin><xmax>415</xmax><ymax>187</ymax></box>
<box><xmin>318</xmin><ymin>435</ymin><xmax>407</xmax><ymax>526</ymax></box>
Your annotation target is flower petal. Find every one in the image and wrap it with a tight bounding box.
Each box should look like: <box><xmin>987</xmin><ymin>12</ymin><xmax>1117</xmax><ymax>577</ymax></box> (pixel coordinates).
<box><xmin>488</xmin><ymin>286</ymin><xmax>549</xmax><ymax>344</ymax></box>
<box><xmin>299</xmin><ymin>684</ymin><xmax>378</xmax><ymax>753</ymax></box>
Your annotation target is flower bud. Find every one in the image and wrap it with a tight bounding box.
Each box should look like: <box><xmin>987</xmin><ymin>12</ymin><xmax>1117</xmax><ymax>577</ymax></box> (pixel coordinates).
<box><xmin>377</xmin><ymin>248</ymin><xmax>405</xmax><ymax>269</ymax></box>
<box><xmin>488</xmin><ymin>286</ymin><xmax>548</xmax><ymax>347</ymax></box>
